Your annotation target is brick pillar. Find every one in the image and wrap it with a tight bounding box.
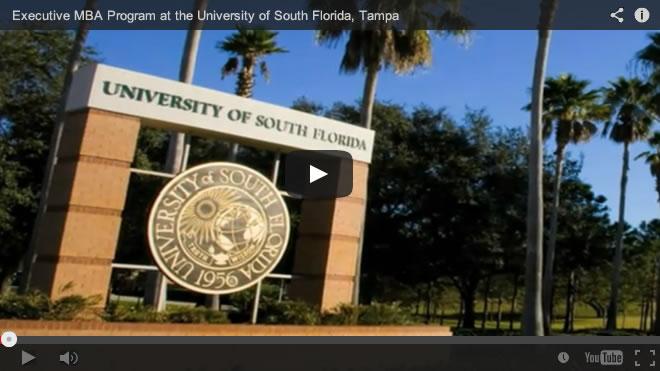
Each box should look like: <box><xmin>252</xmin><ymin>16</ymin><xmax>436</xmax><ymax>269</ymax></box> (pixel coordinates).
<box><xmin>30</xmin><ymin>109</ymin><xmax>139</xmax><ymax>304</ymax></box>
<box><xmin>289</xmin><ymin>161</ymin><xmax>368</xmax><ymax>311</ymax></box>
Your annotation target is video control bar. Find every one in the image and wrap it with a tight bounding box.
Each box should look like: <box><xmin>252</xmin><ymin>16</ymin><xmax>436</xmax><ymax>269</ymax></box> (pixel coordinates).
<box><xmin>0</xmin><ymin>343</ymin><xmax>657</xmax><ymax>371</ymax></box>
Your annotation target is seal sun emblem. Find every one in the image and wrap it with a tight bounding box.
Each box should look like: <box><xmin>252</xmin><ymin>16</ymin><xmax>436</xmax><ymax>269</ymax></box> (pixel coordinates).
<box><xmin>148</xmin><ymin>162</ymin><xmax>290</xmax><ymax>294</ymax></box>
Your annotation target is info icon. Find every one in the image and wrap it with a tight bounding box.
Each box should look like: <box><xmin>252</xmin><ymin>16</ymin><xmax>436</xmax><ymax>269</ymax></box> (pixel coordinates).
<box><xmin>283</xmin><ymin>150</ymin><xmax>353</xmax><ymax>199</ymax></box>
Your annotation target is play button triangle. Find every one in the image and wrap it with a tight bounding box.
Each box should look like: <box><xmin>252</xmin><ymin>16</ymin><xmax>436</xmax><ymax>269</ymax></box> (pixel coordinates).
<box><xmin>309</xmin><ymin>165</ymin><xmax>327</xmax><ymax>184</ymax></box>
<box><xmin>22</xmin><ymin>351</ymin><xmax>36</xmax><ymax>366</ymax></box>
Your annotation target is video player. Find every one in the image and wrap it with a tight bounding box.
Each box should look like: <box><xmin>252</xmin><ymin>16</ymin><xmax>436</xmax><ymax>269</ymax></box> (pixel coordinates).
<box><xmin>0</xmin><ymin>0</ymin><xmax>659</xmax><ymax>369</ymax></box>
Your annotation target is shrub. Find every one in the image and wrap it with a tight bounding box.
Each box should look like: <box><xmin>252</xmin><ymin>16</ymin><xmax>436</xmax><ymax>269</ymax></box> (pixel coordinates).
<box><xmin>103</xmin><ymin>303</ymin><xmax>164</xmax><ymax>323</ymax></box>
<box><xmin>322</xmin><ymin>303</ymin><xmax>413</xmax><ymax>325</ymax></box>
<box><xmin>166</xmin><ymin>307</ymin><xmax>229</xmax><ymax>324</ymax></box>
<box><xmin>359</xmin><ymin>302</ymin><xmax>412</xmax><ymax>325</ymax></box>
<box><xmin>0</xmin><ymin>292</ymin><xmax>96</xmax><ymax>320</ymax></box>
<box><xmin>47</xmin><ymin>295</ymin><xmax>100</xmax><ymax>320</ymax></box>
<box><xmin>321</xmin><ymin>303</ymin><xmax>360</xmax><ymax>325</ymax></box>
<box><xmin>104</xmin><ymin>303</ymin><xmax>229</xmax><ymax>324</ymax></box>
<box><xmin>0</xmin><ymin>292</ymin><xmax>50</xmax><ymax>319</ymax></box>
<box><xmin>225</xmin><ymin>283</ymin><xmax>283</xmax><ymax>323</ymax></box>
<box><xmin>259</xmin><ymin>300</ymin><xmax>320</xmax><ymax>325</ymax></box>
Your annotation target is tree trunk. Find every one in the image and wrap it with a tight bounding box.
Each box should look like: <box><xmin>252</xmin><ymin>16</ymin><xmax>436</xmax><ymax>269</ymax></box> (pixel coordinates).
<box><xmin>227</xmin><ymin>56</ymin><xmax>256</xmax><ymax>162</ymax></box>
<box><xmin>481</xmin><ymin>275</ymin><xmax>492</xmax><ymax>330</ymax></box>
<box><xmin>509</xmin><ymin>273</ymin><xmax>520</xmax><ymax>331</ymax></box>
<box><xmin>462</xmin><ymin>289</ymin><xmax>477</xmax><ymax>329</ymax></box>
<box><xmin>496</xmin><ymin>292</ymin><xmax>503</xmax><ymax>330</ymax></box>
<box><xmin>236</xmin><ymin>57</ymin><xmax>255</xmax><ymax>98</ymax></box>
<box><xmin>655</xmin><ymin>169</ymin><xmax>660</xmax><ymax>206</ymax></box>
<box><xmin>586</xmin><ymin>300</ymin><xmax>605</xmax><ymax>318</ymax></box>
<box><xmin>654</xmin><ymin>256</ymin><xmax>660</xmax><ymax>335</ymax></box>
<box><xmin>523</xmin><ymin>7</ymin><xmax>555</xmax><ymax>333</ymax></box>
<box><xmin>145</xmin><ymin>0</ymin><xmax>208</xmax><ymax>309</ymax></box>
<box><xmin>640</xmin><ymin>297</ymin><xmax>647</xmax><ymax>331</ymax></box>
<box><xmin>645</xmin><ymin>296</ymin><xmax>652</xmax><ymax>332</ymax></box>
<box><xmin>457</xmin><ymin>297</ymin><xmax>464</xmax><ymax>328</ymax></box>
<box><xmin>439</xmin><ymin>303</ymin><xmax>445</xmax><ymax>325</ymax></box>
<box><xmin>650</xmin><ymin>295</ymin><xmax>655</xmax><ymax>332</ymax></box>
<box><xmin>562</xmin><ymin>271</ymin><xmax>572</xmax><ymax>333</ymax></box>
<box><xmin>649</xmin><ymin>260</ymin><xmax>657</xmax><ymax>332</ymax></box>
<box><xmin>425</xmin><ymin>282</ymin><xmax>433</xmax><ymax>324</ymax></box>
<box><xmin>562</xmin><ymin>271</ymin><xmax>576</xmax><ymax>333</ymax></box>
<box><xmin>607</xmin><ymin>141</ymin><xmax>630</xmax><ymax>332</ymax></box>
<box><xmin>19</xmin><ymin>0</ymin><xmax>96</xmax><ymax>293</ymax></box>
<box><xmin>360</xmin><ymin>64</ymin><xmax>379</xmax><ymax>130</ymax></box>
<box><xmin>352</xmin><ymin>63</ymin><xmax>379</xmax><ymax>305</ymax></box>
<box><xmin>570</xmin><ymin>283</ymin><xmax>577</xmax><ymax>332</ymax></box>
<box><xmin>543</xmin><ymin>144</ymin><xmax>565</xmax><ymax>334</ymax></box>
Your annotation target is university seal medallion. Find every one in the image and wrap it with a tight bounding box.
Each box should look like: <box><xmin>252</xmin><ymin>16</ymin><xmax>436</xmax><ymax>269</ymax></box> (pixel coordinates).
<box><xmin>147</xmin><ymin>162</ymin><xmax>290</xmax><ymax>294</ymax></box>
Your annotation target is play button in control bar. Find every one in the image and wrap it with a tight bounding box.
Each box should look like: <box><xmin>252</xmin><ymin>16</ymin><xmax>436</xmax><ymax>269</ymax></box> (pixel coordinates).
<box><xmin>21</xmin><ymin>351</ymin><xmax>36</xmax><ymax>366</ymax></box>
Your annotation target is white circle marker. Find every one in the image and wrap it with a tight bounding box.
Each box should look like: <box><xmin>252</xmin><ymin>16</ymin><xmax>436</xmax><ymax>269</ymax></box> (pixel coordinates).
<box><xmin>1</xmin><ymin>331</ymin><xmax>17</xmax><ymax>348</ymax></box>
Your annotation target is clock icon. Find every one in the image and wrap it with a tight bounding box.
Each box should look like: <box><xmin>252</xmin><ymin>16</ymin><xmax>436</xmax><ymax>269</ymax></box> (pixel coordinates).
<box><xmin>558</xmin><ymin>352</ymin><xmax>570</xmax><ymax>364</ymax></box>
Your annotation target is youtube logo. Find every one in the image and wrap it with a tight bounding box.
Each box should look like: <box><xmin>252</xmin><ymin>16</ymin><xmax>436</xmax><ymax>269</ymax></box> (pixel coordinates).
<box><xmin>283</xmin><ymin>150</ymin><xmax>353</xmax><ymax>199</ymax></box>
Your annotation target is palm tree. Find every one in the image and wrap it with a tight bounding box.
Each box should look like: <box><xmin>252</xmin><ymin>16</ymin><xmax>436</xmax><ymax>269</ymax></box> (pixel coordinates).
<box><xmin>522</xmin><ymin>0</ymin><xmax>558</xmax><ymax>336</ymax></box>
<box><xmin>636</xmin><ymin>131</ymin><xmax>660</xmax><ymax>205</ymax></box>
<box><xmin>636</xmin><ymin>133</ymin><xmax>660</xmax><ymax>336</ymax></box>
<box><xmin>317</xmin><ymin>30</ymin><xmax>433</xmax><ymax>130</ymax></box>
<box><xmin>637</xmin><ymin>32</ymin><xmax>660</xmax><ymax>84</ymax></box>
<box><xmin>535</xmin><ymin>74</ymin><xmax>608</xmax><ymax>333</ymax></box>
<box><xmin>316</xmin><ymin>1</ymin><xmax>469</xmax><ymax>305</ymax></box>
<box><xmin>602</xmin><ymin>77</ymin><xmax>655</xmax><ymax>331</ymax></box>
<box><xmin>218</xmin><ymin>30</ymin><xmax>287</xmax><ymax>160</ymax></box>
<box><xmin>636</xmin><ymin>34</ymin><xmax>660</xmax><ymax>337</ymax></box>
<box><xmin>219</xmin><ymin>29</ymin><xmax>287</xmax><ymax>98</ymax></box>
<box><xmin>317</xmin><ymin>28</ymin><xmax>454</xmax><ymax>304</ymax></box>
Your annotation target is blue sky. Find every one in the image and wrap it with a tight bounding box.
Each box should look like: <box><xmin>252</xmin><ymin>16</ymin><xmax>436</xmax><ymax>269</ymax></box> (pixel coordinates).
<box><xmin>86</xmin><ymin>30</ymin><xmax>658</xmax><ymax>226</ymax></box>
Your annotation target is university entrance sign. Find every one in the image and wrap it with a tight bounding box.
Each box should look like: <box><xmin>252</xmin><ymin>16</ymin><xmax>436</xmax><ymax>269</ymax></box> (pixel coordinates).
<box><xmin>30</xmin><ymin>63</ymin><xmax>375</xmax><ymax>311</ymax></box>
<box><xmin>66</xmin><ymin>64</ymin><xmax>375</xmax><ymax>162</ymax></box>
<box><xmin>148</xmin><ymin>163</ymin><xmax>290</xmax><ymax>294</ymax></box>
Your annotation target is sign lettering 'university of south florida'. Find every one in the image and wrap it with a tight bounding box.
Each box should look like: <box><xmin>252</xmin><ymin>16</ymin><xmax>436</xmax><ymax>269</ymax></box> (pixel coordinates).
<box><xmin>148</xmin><ymin>163</ymin><xmax>290</xmax><ymax>294</ymax></box>
<box><xmin>67</xmin><ymin>64</ymin><xmax>375</xmax><ymax>163</ymax></box>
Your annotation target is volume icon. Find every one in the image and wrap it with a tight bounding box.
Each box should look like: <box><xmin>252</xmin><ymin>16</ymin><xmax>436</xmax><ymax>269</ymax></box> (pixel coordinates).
<box><xmin>59</xmin><ymin>351</ymin><xmax>79</xmax><ymax>366</ymax></box>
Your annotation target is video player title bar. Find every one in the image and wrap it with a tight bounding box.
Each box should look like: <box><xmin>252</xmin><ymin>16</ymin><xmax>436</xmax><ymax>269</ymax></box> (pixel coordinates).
<box><xmin>1</xmin><ymin>0</ymin><xmax>658</xmax><ymax>30</ymax></box>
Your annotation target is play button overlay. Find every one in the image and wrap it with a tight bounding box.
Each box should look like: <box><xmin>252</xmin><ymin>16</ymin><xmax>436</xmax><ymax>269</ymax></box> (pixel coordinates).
<box><xmin>284</xmin><ymin>150</ymin><xmax>353</xmax><ymax>199</ymax></box>
<box><xmin>309</xmin><ymin>165</ymin><xmax>327</xmax><ymax>184</ymax></box>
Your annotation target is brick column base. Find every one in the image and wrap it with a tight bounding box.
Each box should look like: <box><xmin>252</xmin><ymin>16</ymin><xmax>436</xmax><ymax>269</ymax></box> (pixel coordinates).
<box><xmin>30</xmin><ymin>109</ymin><xmax>139</xmax><ymax>304</ymax></box>
<box><xmin>288</xmin><ymin>161</ymin><xmax>368</xmax><ymax>311</ymax></box>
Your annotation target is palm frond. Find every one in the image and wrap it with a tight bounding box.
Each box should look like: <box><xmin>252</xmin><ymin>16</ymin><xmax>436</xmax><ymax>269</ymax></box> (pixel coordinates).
<box><xmin>534</xmin><ymin>74</ymin><xmax>607</xmax><ymax>146</ymax></box>
<box><xmin>602</xmin><ymin>77</ymin><xmax>655</xmax><ymax>143</ymax></box>
<box><xmin>221</xmin><ymin>57</ymin><xmax>239</xmax><ymax>79</ymax></box>
<box><xmin>259</xmin><ymin>61</ymin><xmax>270</xmax><ymax>82</ymax></box>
